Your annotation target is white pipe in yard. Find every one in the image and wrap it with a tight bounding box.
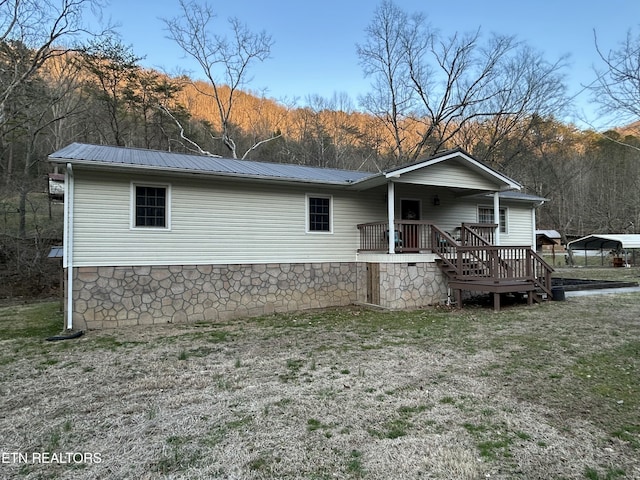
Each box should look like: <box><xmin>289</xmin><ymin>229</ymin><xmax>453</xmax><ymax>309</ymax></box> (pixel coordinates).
<box><xmin>65</xmin><ymin>163</ymin><xmax>74</xmax><ymax>330</ymax></box>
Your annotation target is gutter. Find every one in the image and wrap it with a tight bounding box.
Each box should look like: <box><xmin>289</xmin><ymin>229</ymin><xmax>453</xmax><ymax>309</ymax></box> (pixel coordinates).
<box><xmin>64</xmin><ymin>163</ymin><xmax>74</xmax><ymax>330</ymax></box>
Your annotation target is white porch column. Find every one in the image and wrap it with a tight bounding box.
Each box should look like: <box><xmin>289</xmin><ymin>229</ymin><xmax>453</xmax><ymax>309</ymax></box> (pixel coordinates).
<box><xmin>387</xmin><ymin>181</ymin><xmax>395</xmax><ymax>254</ymax></box>
<box><xmin>493</xmin><ymin>191</ymin><xmax>501</xmax><ymax>246</ymax></box>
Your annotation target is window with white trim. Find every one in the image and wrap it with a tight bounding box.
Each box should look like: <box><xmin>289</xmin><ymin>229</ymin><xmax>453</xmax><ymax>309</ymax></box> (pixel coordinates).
<box><xmin>132</xmin><ymin>184</ymin><xmax>170</xmax><ymax>229</ymax></box>
<box><xmin>478</xmin><ymin>206</ymin><xmax>506</xmax><ymax>233</ymax></box>
<box><xmin>307</xmin><ymin>195</ymin><xmax>332</xmax><ymax>233</ymax></box>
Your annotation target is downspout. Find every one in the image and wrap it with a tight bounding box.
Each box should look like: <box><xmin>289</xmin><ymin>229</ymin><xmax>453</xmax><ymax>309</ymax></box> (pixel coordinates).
<box><xmin>531</xmin><ymin>204</ymin><xmax>537</xmax><ymax>250</ymax></box>
<box><xmin>532</xmin><ymin>200</ymin><xmax>545</xmax><ymax>250</ymax></box>
<box><xmin>64</xmin><ymin>163</ymin><xmax>74</xmax><ymax>330</ymax></box>
<box><xmin>387</xmin><ymin>181</ymin><xmax>395</xmax><ymax>254</ymax></box>
<box><xmin>493</xmin><ymin>192</ymin><xmax>500</xmax><ymax>246</ymax></box>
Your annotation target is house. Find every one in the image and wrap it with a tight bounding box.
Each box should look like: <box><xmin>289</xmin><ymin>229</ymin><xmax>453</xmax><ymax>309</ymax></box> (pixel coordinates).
<box><xmin>49</xmin><ymin>143</ymin><xmax>553</xmax><ymax>330</ymax></box>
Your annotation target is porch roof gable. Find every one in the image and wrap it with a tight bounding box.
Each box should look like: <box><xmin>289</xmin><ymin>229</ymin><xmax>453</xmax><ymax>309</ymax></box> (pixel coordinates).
<box><xmin>385</xmin><ymin>148</ymin><xmax>521</xmax><ymax>191</ymax></box>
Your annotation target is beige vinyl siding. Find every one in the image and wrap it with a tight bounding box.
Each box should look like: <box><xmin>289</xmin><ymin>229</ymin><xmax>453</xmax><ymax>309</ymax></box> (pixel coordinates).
<box><xmin>71</xmin><ymin>169</ymin><xmax>383</xmax><ymax>266</ymax></box>
<box><xmin>498</xmin><ymin>202</ymin><xmax>535</xmax><ymax>247</ymax></box>
<box><xmin>395</xmin><ymin>160</ymin><xmax>501</xmax><ymax>191</ymax></box>
<box><xmin>473</xmin><ymin>201</ymin><xmax>534</xmax><ymax>247</ymax></box>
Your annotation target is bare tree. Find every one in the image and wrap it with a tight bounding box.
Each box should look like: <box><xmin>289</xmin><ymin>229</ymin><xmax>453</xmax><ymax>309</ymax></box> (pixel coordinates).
<box><xmin>0</xmin><ymin>0</ymin><xmax>108</xmax><ymax>129</ymax></box>
<box><xmin>358</xmin><ymin>0</ymin><xmax>568</xmax><ymax>162</ymax></box>
<box><xmin>357</xmin><ymin>1</ymin><xmax>418</xmax><ymax>161</ymax></box>
<box><xmin>41</xmin><ymin>53</ymin><xmax>86</xmax><ymax>151</ymax></box>
<box><xmin>163</xmin><ymin>0</ymin><xmax>278</xmax><ymax>159</ymax></box>
<box><xmin>592</xmin><ymin>28</ymin><xmax>640</xmax><ymax>130</ymax></box>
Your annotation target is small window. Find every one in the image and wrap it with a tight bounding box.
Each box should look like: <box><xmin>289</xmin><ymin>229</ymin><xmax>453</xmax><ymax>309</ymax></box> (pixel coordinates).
<box><xmin>307</xmin><ymin>195</ymin><xmax>332</xmax><ymax>233</ymax></box>
<box><xmin>478</xmin><ymin>206</ymin><xmax>506</xmax><ymax>233</ymax></box>
<box><xmin>134</xmin><ymin>184</ymin><xmax>169</xmax><ymax>228</ymax></box>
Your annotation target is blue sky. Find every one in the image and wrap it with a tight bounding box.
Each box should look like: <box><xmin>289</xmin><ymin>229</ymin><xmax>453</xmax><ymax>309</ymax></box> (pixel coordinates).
<box><xmin>98</xmin><ymin>0</ymin><xmax>640</xmax><ymax>129</ymax></box>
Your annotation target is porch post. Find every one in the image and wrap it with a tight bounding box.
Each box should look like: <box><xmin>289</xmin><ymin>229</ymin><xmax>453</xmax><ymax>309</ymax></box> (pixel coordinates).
<box><xmin>493</xmin><ymin>192</ymin><xmax>500</xmax><ymax>246</ymax></box>
<box><xmin>387</xmin><ymin>181</ymin><xmax>395</xmax><ymax>254</ymax></box>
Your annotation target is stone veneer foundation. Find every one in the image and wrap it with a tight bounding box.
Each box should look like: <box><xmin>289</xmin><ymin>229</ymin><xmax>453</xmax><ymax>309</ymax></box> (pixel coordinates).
<box><xmin>376</xmin><ymin>262</ymin><xmax>448</xmax><ymax>309</ymax></box>
<box><xmin>71</xmin><ymin>261</ymin><xmax>447</xmax><ymax>330</ymax></box>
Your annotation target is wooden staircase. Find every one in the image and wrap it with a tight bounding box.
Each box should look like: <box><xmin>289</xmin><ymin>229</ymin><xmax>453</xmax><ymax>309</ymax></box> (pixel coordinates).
<box><xmin>431</xmin><ymin>224</ymin><xmax>554</xmax><ymax>311</ymax></box>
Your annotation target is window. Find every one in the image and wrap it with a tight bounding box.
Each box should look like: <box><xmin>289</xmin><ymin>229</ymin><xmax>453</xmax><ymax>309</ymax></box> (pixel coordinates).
<box><xmin>478</xmin><ymin>206</ymin><xmax>507</xmax><ymax>233</ymax></box>
<box><xmin>133</xmin><ymin>184</ymin><xmax>169</xmax><ymax>228</ymax></box>
<box><xmin>307</xmin><ymin>195</ymin><xmax>332</xmax><ymax>233</ymax></box>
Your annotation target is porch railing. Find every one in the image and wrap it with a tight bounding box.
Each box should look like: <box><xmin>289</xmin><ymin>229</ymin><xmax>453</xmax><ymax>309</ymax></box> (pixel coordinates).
<box><xmin>430</xmin><ymin>224</ymin><xmax>554</xmax><ymax>298</ymax></box>
<box><xmin>454</xmin><ymin>246</ymin><xmax>534</xmax><ymax>280</ymax></box>
<box><xmin>357</xmin><ymin>221</ymin><xmax>497</xmax><ymax>253</ymax></box>
<box><xmin>357</xmin><ymin>221</ymin><xmax>433</xmax><ymax>252</ymax></box>
<box><xmin>359</xmin><ymin>221</ymin><xmax>554</xmax><ymax>298</ymax></box>
<box><xmin>460</xmin><ymin>223</ymin><xmax>497</xmax><ymax>246</ymax></box>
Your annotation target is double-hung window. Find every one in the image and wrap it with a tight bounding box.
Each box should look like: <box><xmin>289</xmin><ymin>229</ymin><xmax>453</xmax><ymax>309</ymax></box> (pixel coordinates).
<box><xmin>478</xmin><ymin>206</ymin><xmax>506</xmax><ymax>233</ymax></box>
<box><xmin>132</xmin><ymin>184</ymin><xmax>170</xmax><ymax>229</ymax></box>
<box><xmin>307</xmin><ymin>195</ymin><xmax>332</xmax><ymax>233</ymax></box>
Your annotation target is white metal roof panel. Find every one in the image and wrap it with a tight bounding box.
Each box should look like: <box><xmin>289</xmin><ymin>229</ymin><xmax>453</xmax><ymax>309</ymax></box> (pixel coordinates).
<box><xmin>567</xmin><ymin>234</ymin><xmax>640</xmax><ymax>250</ymax></box>
<box><xmin>536</xmin><ymin>229</ymin><xmax>561</xmax><ymax>239</ymax></box>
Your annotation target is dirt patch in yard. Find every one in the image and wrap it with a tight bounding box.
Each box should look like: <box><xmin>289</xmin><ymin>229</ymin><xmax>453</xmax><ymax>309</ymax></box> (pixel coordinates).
<box><xmin>553</xmin><ymin>277</ymin><xmax>639</xmax><ymax>291</ymax></box>
<box><xmin>1</xmin><ymin>297</ymin><xmax>639</xmax><ymax>479</ymax></box>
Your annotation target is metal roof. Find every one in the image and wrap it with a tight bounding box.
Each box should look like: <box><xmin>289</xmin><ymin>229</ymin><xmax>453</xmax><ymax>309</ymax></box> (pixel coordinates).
<box><xmin>567</xmin><ymin>234</ymin><xmax>640</xmax><ymax>250</ymax></box>
<box><xmin>497</xmin><ymin>191</ymin><xmax>547</xmax><ymax>202</ymax></box>
<box><xmin>49</xmin><ymin>143</ymin><xmax>373</xmax><ymax>185</ymax></box>
<box><xmin>48</xmin><ymin>246</ymin><xmax>64</xmax><ymax>259</ymax></box>
<box><xmin>536</xmin><ymin>229</ymin><xmax>561</xmax><ymax>239</ymax></box>
<box><xmin>48</xmin><ymin>143</ymin><xmax>538</xmax><ymax>199</ymax></box>
<box><xmin>469</xmin><ymin>190</ymin><xmax>547</xmax><ymax>203</ymax></box>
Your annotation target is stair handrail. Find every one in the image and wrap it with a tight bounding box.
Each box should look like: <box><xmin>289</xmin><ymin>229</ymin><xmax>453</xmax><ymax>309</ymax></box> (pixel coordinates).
<box><xmin>432</xmin><ymin>225</ymin><xmax>498</xmax><ymax>279</ymax></box>
<box><xmin>432</xmin><ymin>224</ymin><xmax>554</xmax><ymax>299</ymax></box>
<box><xmin>461</xmin><ymin>223</ymin><xmax>496</xmax><ymax>246</ymax></box>
<box><xmin>430</xmin><ymin>225</ymin><xmax>460</xmax><ymax>274</ymax></box>
<box><xmin>530</xmin><ymin>249</ymin><xmax>554</xmax><ymax>297</ymax></box>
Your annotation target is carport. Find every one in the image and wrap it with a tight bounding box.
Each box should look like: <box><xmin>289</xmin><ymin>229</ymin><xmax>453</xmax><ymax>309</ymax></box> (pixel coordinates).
<box><xmin>567</xmin><ymin>234</ymin><xmax>640</xmax><ymax>267</ymax></box>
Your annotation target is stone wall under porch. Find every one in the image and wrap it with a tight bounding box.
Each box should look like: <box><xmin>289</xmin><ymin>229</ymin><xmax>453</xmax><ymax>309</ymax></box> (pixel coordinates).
<box><xmin>362</xmin><ymin>261</ymin><xmax>448</xmax><ymax>310</ymax></box>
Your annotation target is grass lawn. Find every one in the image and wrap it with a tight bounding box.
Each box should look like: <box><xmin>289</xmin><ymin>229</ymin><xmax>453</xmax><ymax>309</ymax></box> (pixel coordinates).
<box><xmin>1</xmin><ymin>281</ymin><xmax>639</xmax><ymax>479</ymax></box>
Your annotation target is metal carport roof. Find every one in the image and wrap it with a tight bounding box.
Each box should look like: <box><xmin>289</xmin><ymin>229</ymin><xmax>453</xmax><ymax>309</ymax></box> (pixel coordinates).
<box><xmin>567</xmin><ymin>234</ymin><xmax>640</xmax><ymax>250</ymax></box>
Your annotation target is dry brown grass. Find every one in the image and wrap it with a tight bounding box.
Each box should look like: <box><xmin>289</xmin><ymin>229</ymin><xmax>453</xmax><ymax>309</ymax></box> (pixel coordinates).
<box><xmin>1</xmin><ymin>288</ymin><xmax>639</xmax><ymax>479</ymax></box>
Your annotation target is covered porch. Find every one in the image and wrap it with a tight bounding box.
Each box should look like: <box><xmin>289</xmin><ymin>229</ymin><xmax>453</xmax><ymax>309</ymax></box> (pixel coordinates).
<box><xmin>350</xmin><ymin>149</ymin><xmax>552</xmax><ymax>311</ymax></box>
<box><xmin>356</xmin><ymin>221</ymin><xmax>553</xmax><ymax>311</ymax></box>
<box><xmin>351</xmin><ymin>149</ymin><xmax>525</xmax><ymax>254</ymax></box>
<box><xmin>351</xmin><ymin>150</ymin><xmax>553</xmax><ymax>310</ymax></box>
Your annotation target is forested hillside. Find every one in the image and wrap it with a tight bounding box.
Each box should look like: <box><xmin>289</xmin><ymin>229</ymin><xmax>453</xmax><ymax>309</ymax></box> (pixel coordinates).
<box><xmin>2</xmin><ymin>0</ymin><xmax>640</xmax><ymax>297</ymax></box>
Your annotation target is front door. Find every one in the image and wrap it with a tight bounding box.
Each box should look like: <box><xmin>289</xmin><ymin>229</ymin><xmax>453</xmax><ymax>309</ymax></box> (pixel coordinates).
<box><xmin>401</xmin><ymin>199</ymin><xmax>421</xmax><ymax>251</ymax></box>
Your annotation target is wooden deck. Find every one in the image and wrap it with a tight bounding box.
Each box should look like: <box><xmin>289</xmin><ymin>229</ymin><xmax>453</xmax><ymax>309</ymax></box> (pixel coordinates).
<box><xmin>447</xmin><ymin>279</ymin><xmax>538</xmax><ymax>311</ymax></box>
<box><xmin>431</xmin><ymin>224</ymin><xmax>553</xmax><ymax>311</ymax></box>
<box><xmin>357</xmin><ymin>221</ymin><xmax>554</xmax><ymax>311</ymax></box>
